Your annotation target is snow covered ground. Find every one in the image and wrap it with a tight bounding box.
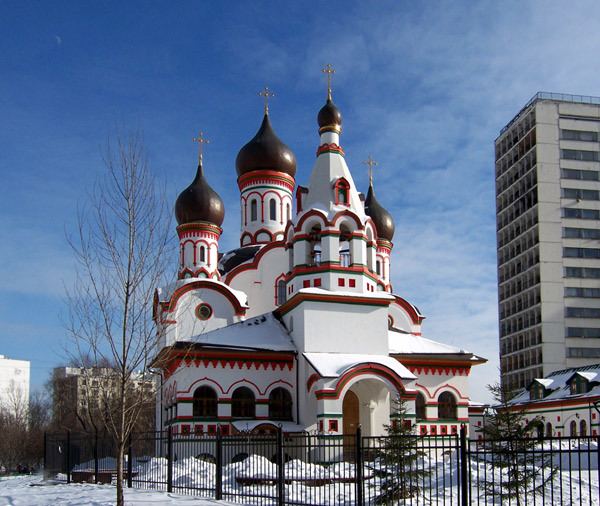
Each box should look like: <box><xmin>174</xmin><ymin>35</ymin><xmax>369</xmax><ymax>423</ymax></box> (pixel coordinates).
<box><xmin>0</xmin><ymin>474</ymin><xmax>239</xmax><ymax>506</ymax></box>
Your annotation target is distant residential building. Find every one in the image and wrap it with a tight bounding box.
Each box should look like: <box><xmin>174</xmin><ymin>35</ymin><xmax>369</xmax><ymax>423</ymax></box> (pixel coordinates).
<box><xmin>52</xmin><ymin>366</ymin><xmax>157</xmax><ymax>432</ymax></box>
<box><xmin>508</xmin><ymin>363</ymin><xmax>600</xmax><ymax>437</ymax></box>
<box><xmin>0</xmin><ymin>354</ymin><xmax>30</xmax><ymax>416</ymax></box>
<box><xmin>495</xmin><ymin>92</ymin><xmax>600</xmax><ymax>391</ymax></box>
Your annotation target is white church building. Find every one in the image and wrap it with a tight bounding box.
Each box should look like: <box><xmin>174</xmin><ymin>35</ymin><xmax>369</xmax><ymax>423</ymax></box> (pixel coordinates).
<box><xmin>152</xmin><ymin>79</ymin><xmax>486</xmax><ymax>440</ymax></box>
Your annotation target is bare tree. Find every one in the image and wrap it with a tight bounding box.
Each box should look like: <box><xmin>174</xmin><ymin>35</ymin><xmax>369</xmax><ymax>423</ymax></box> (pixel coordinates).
<box><xmin>63</xmin><ymin>122</ymin><xmax>172</xmax><ymax>506</ymax></box>
<box><xmin>0</xmin><ymin>382</ymin><xmax>49</xmax><ymax>473</ymax></box>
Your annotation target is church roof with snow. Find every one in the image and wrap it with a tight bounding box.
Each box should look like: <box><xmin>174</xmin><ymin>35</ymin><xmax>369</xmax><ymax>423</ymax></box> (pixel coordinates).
<box><xmin>188</xmin><ymin>312</ymin><xmax>296</xmax><ymax>352</ymax></box>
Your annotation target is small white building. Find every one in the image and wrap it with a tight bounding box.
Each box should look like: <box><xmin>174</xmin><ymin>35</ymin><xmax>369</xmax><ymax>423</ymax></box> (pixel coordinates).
<box><xmin>0</xmin><ymin>354</ymin><xmax>30</xmax><ymax>416</ymax></box>
<box><xmin>152</xmin><ymin>80</ymin><xmax>486</xmax><ymax>444</ymax></box>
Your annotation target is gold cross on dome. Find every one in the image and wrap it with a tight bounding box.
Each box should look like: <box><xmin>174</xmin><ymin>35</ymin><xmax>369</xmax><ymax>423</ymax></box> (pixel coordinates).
<box><xmin>192</xmin><ymin>132</ymin><xmax>210</xmax><ymax>163</ymax></box>
<box><xmin>322</xmin><ymin>63</ymin><xmax>336</xmax><ymax>99</ymax></box>
<box><xmin>258</xmin><ymin>86</ymin><xmax>275</xmax><ymax>114</ymax></box>
<box><xmin>363</xmin><ymin>155</ymin><xmax>378</xmax><ymax>185</ymax></box>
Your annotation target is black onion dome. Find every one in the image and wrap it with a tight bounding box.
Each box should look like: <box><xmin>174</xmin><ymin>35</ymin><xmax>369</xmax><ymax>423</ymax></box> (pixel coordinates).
<box><xmin>175</xmin><ymin>162</ymin><xmax>225</xmax><ymax>226</ymax></box>
<box><xmin>365</xmin><ymin>184</ymin><xmax>395</xmax><ymax>241</ymax></box>
<box><xmin>318</xmin><ymin>98</ymin><xmax>342</xmax><ymax>129</ymax></box>
<box><xmin>235</xmin><ymin>114</ymin><xmax>297</xmax><ymax>178</ymax></box>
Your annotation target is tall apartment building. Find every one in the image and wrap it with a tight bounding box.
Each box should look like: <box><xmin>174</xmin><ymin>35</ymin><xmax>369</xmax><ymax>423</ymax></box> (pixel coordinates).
<box><xmin>0</xmin><ymin>354</ymin><xmax>30</xmax><ymax>416</ymax></box>
<box><xmin>496</xmin><ymin>92</ymin><xmax>600</xmax><ymax>390</ymax></box>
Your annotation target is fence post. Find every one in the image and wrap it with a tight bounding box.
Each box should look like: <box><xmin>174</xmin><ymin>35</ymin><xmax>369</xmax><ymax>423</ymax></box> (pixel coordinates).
<box><xmin>94</xmin><ymin>429</ymin><xmax>99</xmax><ymax>484</ymax></box>
<box><xmin>167</xmin><ymin>427</ymin><xmax>173</xmax><ymax>493</ymax></box>
<box><xmin>355</xmin><ymin>426</ymin><xmax>363</xmax><ymax>506</ymax></box>
<box><xmin>66</xmin><ymin>431</ymin><xmax>71</xmax><ymax>484</ymax></box>
<box><xmin>127</xmin><ymin>432</ymin><xmax>133</xmax><ymax>488</ymax></box>
<box><xmin>215</xmin><ymin>426</ymin><xmax>223</xmax><ymax>500</ymax></box>
<box><xmin>460</xmin><ymin>426</ymin><xmax>468</xmax><ymax>506</ymax></box>
<box><xmin>43</xmin><ymin>432</ymin><xmax>47</xmax><ymax>480</ymax></box>
<box><xmin>277</xmin><ymin>426</ymin><xmax>285</xmax><ymax>506</ymax></box>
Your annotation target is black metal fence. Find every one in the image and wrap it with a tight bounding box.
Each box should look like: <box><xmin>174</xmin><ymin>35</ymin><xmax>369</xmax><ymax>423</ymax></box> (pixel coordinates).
<box><xmin>44</xmin><ymin>427</ymin><xmax>599</xmax><ymax>505</ymax></box>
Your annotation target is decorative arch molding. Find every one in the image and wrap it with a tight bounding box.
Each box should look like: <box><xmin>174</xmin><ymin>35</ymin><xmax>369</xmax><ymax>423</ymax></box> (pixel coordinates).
<box><xmin>330</xmin><ymin>209</ymin><xmax>364</xmax><ymax>231</ymax></box>
<box><xmin>415</xmin><ymin>382</ymin><xmax>470</xmax><ymax>403</ymax></box>
<box><xmin>393</xmin><ymin>296</ymin><xmax>424</xmax><ymax>325</ymax></box>
<box><xmin>182</xmin><ymin>377</ymin><xmax>227</xmax><ymax>396</ymax></box>
<box><xmin>160</xmin><ymin>280</ymin><xmax>247</xmax><ymax>315</ymax></box>
<box><xmin>179</xmin><ymin>267</ymin><xmax>219</xmax><ymax>280</ymax></box>
<box><xmin>314</xmin><ymin>363</ymin><xmax>415</xmax><ymax>401</ymax></box>
<box><xmin>263</xmin><ymin>380</ymin><xmax>295</xmax><ymax>397</ymax></box>
<box><xmin>294</xmin><ymin>209</ymin><xmax>329</xmax><ymax>233</ymax></box>
<box><xmin>224</xmin><ymin>241</ymin><xmax>285</xmax><ymax>284</ymax></box>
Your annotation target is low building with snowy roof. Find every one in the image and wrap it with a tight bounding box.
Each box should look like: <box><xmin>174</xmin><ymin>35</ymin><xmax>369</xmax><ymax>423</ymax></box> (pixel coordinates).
<box><xmin>506</xmin><ymin>363</ymin><xmax>600</xmax><ymax>437</ymax></box>
<box><xmin>151</xmin><ymin>77</ymin><xmax>486</xmax><ymax>447</ymax></box>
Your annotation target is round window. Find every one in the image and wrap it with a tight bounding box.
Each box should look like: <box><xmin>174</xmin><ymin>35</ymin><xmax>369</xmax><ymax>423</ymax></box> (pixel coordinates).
<box><xmin>196</xmin><ymin>304</ymin><xmax>213</xmax><ymax>320</ymax></box>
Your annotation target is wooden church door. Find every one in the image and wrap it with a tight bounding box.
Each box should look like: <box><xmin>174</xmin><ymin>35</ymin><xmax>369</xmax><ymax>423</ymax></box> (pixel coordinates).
<box><xmin>342</xmin><ymin>390</ymin><xmax>359</xmax><ymax>461</ymax></box>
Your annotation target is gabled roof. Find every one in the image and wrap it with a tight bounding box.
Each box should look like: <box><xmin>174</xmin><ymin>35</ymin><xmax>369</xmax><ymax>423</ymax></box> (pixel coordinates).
<box><xmin>567</xmin><ymin>371</ymin><xmax>599</xmax><ymax>383</ymax></box>
<box><xmin>528</xmin><ymin>378</ymin><xmax>555</xmax><ymax>389</ymax></box>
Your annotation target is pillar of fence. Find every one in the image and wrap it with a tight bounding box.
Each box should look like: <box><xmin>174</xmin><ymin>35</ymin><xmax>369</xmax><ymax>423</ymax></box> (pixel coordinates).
<box><xmin>94</xmin><ymin>430</ymin><xmax>99</xmax><ymax>484</ymax></box>
<box><xmin>459</xmin><ymin>426</ymin><xmax>468</xmax><ymax>506</ymax></box>
<box><xmin>215</xmin><ymin>427</ymin><xmax>223</xmax><ymax>500</ymax></box>
<box><xmin>127</xmin><ymin>432</ymin><xmax>133</xmax><ymax>488</ymax></box>
<box><xmin>66</xmin><ymin>431</ymin><xmax>71</xmax><ymax>484</ymax></box>
<box><xmin>355</xmin><ymin>426</ymin><xmax>363</xmax><ymax>506</ymax></box>
<box><xmin>167</xmin><ymin>427</ymin><xmax>173</xmax><ymax>493</ymax></box>
<box><xmin>277</xmin><ymin>427</ymin><xmax>285</xmax><ymax>506</ymax></box>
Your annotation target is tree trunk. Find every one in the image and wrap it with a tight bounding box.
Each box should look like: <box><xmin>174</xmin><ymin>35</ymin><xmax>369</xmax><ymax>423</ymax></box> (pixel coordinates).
<box><xmin>116</xmin><ymin>442</ymin><xmax>124</xmax><ymax>506</ymax></box>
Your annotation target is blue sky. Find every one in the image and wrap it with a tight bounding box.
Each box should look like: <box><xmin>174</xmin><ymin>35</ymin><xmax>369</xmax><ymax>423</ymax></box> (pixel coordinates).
<box><xmin>2</xmin><ymin>1</ymin><xmax>600</xmax><ymax>403</ymax></box>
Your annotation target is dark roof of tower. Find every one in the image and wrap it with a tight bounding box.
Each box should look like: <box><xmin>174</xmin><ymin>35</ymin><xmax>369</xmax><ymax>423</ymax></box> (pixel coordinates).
<box><xmin>317</xmin><ymin>98</ymin><xmax>342</xmax><ymax>129</ymax></box>
<box><xmin>175</xmin><ymin>162</ymin><xmax>225</xmax><ymax>226</ymax></box>
<box><xmin>365</xmin><ymin>183</ymin><xmax>395</xmax><ymax>241</ymax></box>
<box><xmin>235</xmin><ymin>114</ymin><xmax>297</xmax><ymax>178</ymax></box>
<box><xmin>218</xmin><ymin>245</ymin><xmax>263</xmax><ymax>275</ymax></box>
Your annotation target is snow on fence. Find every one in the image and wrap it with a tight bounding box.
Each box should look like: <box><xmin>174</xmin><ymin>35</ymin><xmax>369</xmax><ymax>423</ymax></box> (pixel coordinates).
<box><xmin>44</xmin><ymin>428</ymin><xmax>599</xmax><ymax>505</ymax></box>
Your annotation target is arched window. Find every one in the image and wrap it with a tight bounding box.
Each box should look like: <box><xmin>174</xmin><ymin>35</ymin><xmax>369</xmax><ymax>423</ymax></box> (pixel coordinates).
<box><xmin>339</xmin><ymin>225</ymin><xmax>352</xmax><ymax>267</ymax></box>
<box><xmin>438</xmin><ymin>392</ymin><xmax>457</xmax><ymax>420</ymax></box>
<box><xmin>269</xmin><ymin>198</ymin><xmax>276</xmax><ymax>221</ymax></box>
<box><xmin>546</xmin><ymin>422</ymin><xmax>553</xmax><ymax>438</ymax></box>
<box><xmin>193</xmin><ymin>386</ymin><xmax>217</xmax><ymax>418</ymax></box>
<box><xmin>232</xmin><ymin>387</ymin><xmax>255</xmax><ymax>418</ymax></box>
<box><xmin>308</xmin><ymin>224</ymin><xmax>322</xmax><ymax>266</ymax></box>
<box><xmin>199</xmin><ymin>246</ymin><xmax>206</xmax><ymax>263</ymax></box>
<box><xmin>268</xmin><ymin>387</ymin><xmax>292</xmax><ymax>420</ymax></box>
<box><xmin>570</xmin><ymin>420</ymin><xmax>577</xmax><ymax>436</ymax></box>
<box><xmin>250</xmin><ymin>199</ymin><xmax>258</xmax><ymax>222</ymax></box>
<box><xmin>286</xmin><ymin>203</ymin><xmax>291</xmax><ymax>221</ymax></box>
<box><xmin>376</xmin><ymin>261</ymin><xmax>381</xmax><ymax>276</ymax></box>
<box><xmin>415</xmin><ymin>393</ymin><xmax>426</xmax><ymax>420</ymax></box>
<box><xmin>334</xmin><ymin>179</ymin><xmax>350</xmax><ymax>206</ymax></box>
<box><xmin>580</xmin><ymin>419</ymin><xmax>587</xmax><ymax>436</ymax></box>
<box><xmin>277</xmin><ymin>279</ymin><xmax>286</xmax><ymax>306</ymax></box>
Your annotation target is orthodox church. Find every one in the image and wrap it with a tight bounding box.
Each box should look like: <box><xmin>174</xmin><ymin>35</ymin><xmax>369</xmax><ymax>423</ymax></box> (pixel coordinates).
<box><xmin>152</xmin><ymin>75</ymin><xmax>485</xmax><ymax>440</ymax></box>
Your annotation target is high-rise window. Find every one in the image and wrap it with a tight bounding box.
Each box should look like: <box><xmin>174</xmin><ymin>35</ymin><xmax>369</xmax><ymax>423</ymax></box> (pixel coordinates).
<box><xmin>561</xmin><ymin>149</ymin><xmax>600</xmax><ymax>161</ymax></box>
<box><xmin>563</xmin><ymin>227</ymin><xmax>600</xmax><ymax>239</ymax></box>
<box><xmin>560</xmin><ymin>129</ymin><xmax>598</xmax><ymax>142</ymax></box>
<box><xmin>562</xmin><ymin>188</ymin><xmax>600</xmax><ymax>200</ymax></box>
<box><xmin>562</xmin><ymin>208</ymin><xmax>600</xmax><ymax>220</ymax></box>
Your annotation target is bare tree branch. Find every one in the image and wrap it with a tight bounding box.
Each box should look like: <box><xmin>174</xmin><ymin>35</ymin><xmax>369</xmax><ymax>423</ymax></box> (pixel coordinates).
<box><xmin>61</xmin><ymin>120</ymin><xmax>173</xmax><ymax>506</ymax></box>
